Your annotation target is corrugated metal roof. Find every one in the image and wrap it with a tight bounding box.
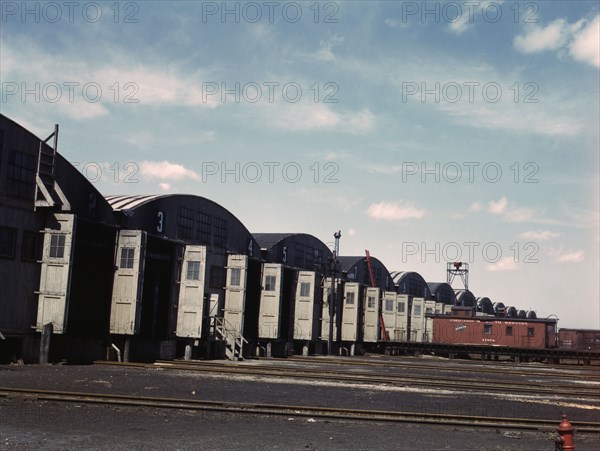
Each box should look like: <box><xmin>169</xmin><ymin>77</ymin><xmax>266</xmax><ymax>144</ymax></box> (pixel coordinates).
<box><xmin>252</xmin><ymin>233</ymin><xmax>298</xmax><ymax>250</ymax></box>
<box><xmin>337</xmin><ymin>256</ymin><xmax>364</xmax><ymax>272</ymax></box>
<box><xmin>105</xmin><ymin>194</ymin><xmax>168</xmax><ymax>211</ymax></box>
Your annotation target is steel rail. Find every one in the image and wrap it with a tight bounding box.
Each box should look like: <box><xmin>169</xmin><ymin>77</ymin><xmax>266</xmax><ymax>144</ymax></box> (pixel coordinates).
<box><xmin>1</xmin><ymin>387</ymin><xmax>598</xmax><ymax>433</ymax></box>
<box><xmin>97</xmin><ymin>360</ymin><xmax>600</xmax><ymax>399</ymax></box>
<box><xmin>284</xmin><ymin>356</ymin><xmax>600</xmax><ymax>379</ymax></box>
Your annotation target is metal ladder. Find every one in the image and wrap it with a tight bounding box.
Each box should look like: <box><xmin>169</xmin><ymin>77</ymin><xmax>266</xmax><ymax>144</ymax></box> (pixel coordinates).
<box><xmin>211</xmin><ymin>316</ymin><xmax>247</xmax><ymax>361</ymax></box>
<box><xmin>34</xmin><ymin>124</ymin><xmax>70</xmax><ymax>211</ymax></box>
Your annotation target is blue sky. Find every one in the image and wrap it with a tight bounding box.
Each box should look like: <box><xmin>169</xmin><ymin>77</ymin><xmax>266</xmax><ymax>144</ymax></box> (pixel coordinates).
<box><xmin>1</xmin><ymin>1</ymin><xmax>599</xmax><ymax>328</ymax></box>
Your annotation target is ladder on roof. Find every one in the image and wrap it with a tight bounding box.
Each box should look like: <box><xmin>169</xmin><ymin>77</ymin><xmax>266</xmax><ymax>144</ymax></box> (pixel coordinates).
<box><xmin>366</xmin><ymin>250</ymin><xmax>389</xmax><ymax>341</ymax></box>
<box><xmin>34</xmin><ymin>124</ymin><xmax>70</xmax><ymax>211</ymax></box>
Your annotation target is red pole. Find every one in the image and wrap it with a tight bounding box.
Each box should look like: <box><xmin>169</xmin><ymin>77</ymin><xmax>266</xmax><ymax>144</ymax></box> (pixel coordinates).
<box><xmin>555</xmin><ymin>413</ymin><xmax>575</xmax><ymax>450</ymax></box>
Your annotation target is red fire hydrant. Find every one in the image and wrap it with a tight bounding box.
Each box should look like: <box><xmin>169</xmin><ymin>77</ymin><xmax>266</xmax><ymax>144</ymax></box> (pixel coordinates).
<box><xmin>555</xmin><ymin>413</ymin><xmax>575</xmax><ymax>450</ymax></box>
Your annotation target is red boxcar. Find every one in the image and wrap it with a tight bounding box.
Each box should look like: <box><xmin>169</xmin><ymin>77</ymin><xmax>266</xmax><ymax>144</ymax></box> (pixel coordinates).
<box><xmin>431</xmin><ymin>309</ymin><xmax>557</xmax><ymax>349</ymax></box>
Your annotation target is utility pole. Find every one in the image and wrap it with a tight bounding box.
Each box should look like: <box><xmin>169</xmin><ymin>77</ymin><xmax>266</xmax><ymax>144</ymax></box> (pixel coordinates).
<box><xmin>328</xmin><ymin>231</ymin><xmax>341</xmax><ymax>356</ymax></box>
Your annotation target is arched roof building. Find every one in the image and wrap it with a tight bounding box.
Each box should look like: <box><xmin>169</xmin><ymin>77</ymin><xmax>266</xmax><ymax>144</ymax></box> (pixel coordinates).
<box><xmin>107</xmin><ymin>194</ymin><xmax>259</xmax><ymax>256</ymax></box>
<box><xmin>338</xmin><ymin>255</ymin><xmax>395</xmax><ymax>291</ymax></box>
<box><xmin>454</xmin><ymin>289</ymin><xmax>477</xmax><ymax>307</ymax></box>
<box><xmin>428</xmin><ymin>282</ymin><xmax>457</xmax><ymax>305</ymax></box>
<box><xmin>477</xmin><ymin>297</ymin><xmax>495</xmax><ymax>314</ymax></box>
<box><xmin>252</xmin><ymin>232</ymin><xmax>332</xmax><ymax>271</ymax></box>
<box><xmin>391</xmin><ymin>271</ymin><xmax>431</xmax><ymax>298</ymax></box>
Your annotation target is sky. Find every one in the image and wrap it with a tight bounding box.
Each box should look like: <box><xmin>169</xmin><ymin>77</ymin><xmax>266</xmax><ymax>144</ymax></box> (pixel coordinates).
<box><xmin>1</xmin><ymin>0</ymin><xmax>598</xmax><ymax>329</ymax></box>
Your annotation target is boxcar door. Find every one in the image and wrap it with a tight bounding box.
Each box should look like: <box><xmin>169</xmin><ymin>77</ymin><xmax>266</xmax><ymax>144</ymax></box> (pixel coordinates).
<box><xmin>381</xmin><ymin>292</ymin><xmax>397</xmax><ymax>340</ymax></box>
<box><xmin>363</xmin><ymin>287</ymin><xmax>380</xmax><ymax>343</ymax></box>
<box><xmin>320</xmin><ymin>278</ymin><xmax>338</xmax><ymax>341</ymax></box>
<box><xmin>259</xmin><ymin>263</ymin><xmax>283</xmax><ymax>339</ymax></box>
<box><xmin>109</xmin><ymin>230</ymin><xmax>146</xmax><ymax>335</ymax></box>
<box><xmin>294</xmin><ymin>270</ymin><xmax>316</xmax><ymax>340</ymax></box>
<box><xmin>341</xmin><ymin>282</ymin><xmax>360</xmax><ymax>341</ymax></box>
<box><xmin>223</xmin><ymin>254</ymin><xmax>248</xmax><ymax>336</ymax></box>
<box><xmin>36</xmin><ymin>213</ymin><xmax>76</xmax><ymax>334</ymax></box>
<box><xmin>175</xmin><ymin>245</ymin><xmax>207</xmax><ymax>338</ymax></box>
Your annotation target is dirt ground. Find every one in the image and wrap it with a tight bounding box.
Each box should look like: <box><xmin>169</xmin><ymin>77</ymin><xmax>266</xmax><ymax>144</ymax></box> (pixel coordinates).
<box><xmin>1</xmin><ymin>361</ymin><xmax>599</xmax><ymax>450</ymax></box>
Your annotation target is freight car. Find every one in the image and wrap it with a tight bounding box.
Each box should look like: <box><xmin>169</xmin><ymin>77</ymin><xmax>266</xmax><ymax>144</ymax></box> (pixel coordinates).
<box><xmin>558</xmin><ymin>329</ymin><xmax>600</xmax><ymax>351</ymax></box>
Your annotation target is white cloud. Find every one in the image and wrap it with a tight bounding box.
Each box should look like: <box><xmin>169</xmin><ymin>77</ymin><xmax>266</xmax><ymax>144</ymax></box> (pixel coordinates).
<box><xmin>514</xmin><ymin>19</ymin><xmax>571</xmax><ymax>53</ymax></box>
<box><xmin>448</xmin><ymin>1</ymin><xmax>505</xmax><ymax>35</ymax></box>
<box><xmin>483</xmin><ymin>197</ymin><xmax>537</xmax><ymax>223</ymax></box>
<box><xmin>548</xmin><ymin>248</ymin><xmax>585</xmax><ymax>263</ymax></box>
<box><xmin>348</xmin><ymin>228</ymin><xmax>357</xmax><ymax>237</ymax></box>
<box><xmin>503</xmin><ymin>207</ymin><xmax>535</xmax><ymax>223</ymax></box>
<box><xmin>514</xmin><ymin>14</ymin><xmax>599</xmax><ymax>68</ymax></box>
<box><xmin>140</xmin><ymin>161</ymin><xmax>200</xmax><ymax>181</ymax></box>
<box><xmin>520</xmin><ymin>230</ymin><xmax>560</xmax><ymax>241</ymax></box>
<box><xmin>366</xmin><ymin>201</ymin><xmax>426</xmax><ymax>220</ymax></box>
<box><xmin>259</xmin><ymin>103</ymin><xmax>375</xmax><ymax>133</ymax></box>
<box><xmin>569</xmin><ymin>15</ymin><xmax>600</xmax><ymax>68</ymax></box>
<box><xmin>0</xmin><ymin>39</ymin><xmax>219</xmax><ymax>122</ymax></box>
<box><xmin>469</xmin><ymin>201</ymin><xmax>483</xmax><ymax>212</ymax></box>
<box><xmin>159</xmin><ymin>183</ymin><xmax>171</xmax><ymax>191</ymax></box>
<box><xmin>487</xmin><ymin>197</ymin><xmax>508</xmax><ymax>215</ymax></box>
<box><xmin>487</xmin><ymin>257</ymin><xmax>519</xmax><ymax>272</ymax></box>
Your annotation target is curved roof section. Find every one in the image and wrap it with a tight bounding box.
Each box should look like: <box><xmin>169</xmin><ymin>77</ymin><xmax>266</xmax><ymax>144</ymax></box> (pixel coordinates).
<box><xmin>455</xmin><ymin>289</ymin><xmax>477</xmax><ymax>307</ymax></box>
<box><xmin>107</xmin><ymin>193</ymin><xmax>259</xmax><ymax>255</ymax></box>
<box><xmin>106</xmin><ymin>194</ymin><xmax>167</xmax><ymax>211</ymax></box>
<box><xmin>251</xmin><ymin>232</ymin><xmax>333</xmax><ymax>271</ymax></box>
<box><xmin>427</xmin><ymin>282</ymin><xmax>457</xmax><ymax>305</ymax></box>
<box><xmin>477</xmin><ymin>297</ymin><xmax>494</xmax><ymax>314</ymax></box>
<box><xmin>0</xmin><ymin>114</ymin><xmax>116</xmax><ymax>224</ymax></box>
<box><xmin>339</xmin><ymin>255</ymin><xmax>395</xmax><ymax>291</ymax></box>
<box><xmin>391</xmin><ymin>271</ymin><xmax>431</xmax><ymax>298</ymax></box>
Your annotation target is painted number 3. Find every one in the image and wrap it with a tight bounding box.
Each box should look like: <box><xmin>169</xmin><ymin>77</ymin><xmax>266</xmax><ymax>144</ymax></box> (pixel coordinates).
<box><xmin>157</xmin><ymin>211</ymin><xmax>164</xmax><ymax>233</ymax></box>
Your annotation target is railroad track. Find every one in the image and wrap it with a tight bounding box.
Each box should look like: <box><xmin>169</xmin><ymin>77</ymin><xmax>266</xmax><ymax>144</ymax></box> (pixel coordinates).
<box><xmin>2</xmin><ymin>387</ymin><xmax>598</xmax><ymax>433</ymax></box>
<box><xmin>285</xmin><ymin>356</ymin><xmax>600</xmax><ymax>380</ymax></box>
<box><xmin>96</xmin><ymin>360</ymin><xmax>600</xmax><ymax>399</ymax></box>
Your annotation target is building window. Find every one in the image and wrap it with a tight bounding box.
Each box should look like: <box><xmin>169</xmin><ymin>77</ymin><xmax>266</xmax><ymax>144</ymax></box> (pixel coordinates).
<box><xmin>119</xmin><ymin>247</ymin><xmax>134</xmax><ymax>268</ymax></box>
<box><xmin>413</xmin><ymin>304</ymin><xmax>421</xmax><ymax>316</ymax></box>
<box><xmin>385</xmin><ymin>299</ymin><xmax>394</xmax><ymax>312</ymax></box>
<box><xmin>6</xmin><ymin>150</ymin><xmax>36</xmax><ymax>199</ymax></box>
<box><xmin>195</xmin><ymin>212</ymin><xmax>211</xmax><ymax>244</ymax></box>
<box><xmin>397</xmin><ymin>302</ymin><xmax>405</xmax><ymax>313</ymax></box>
<box><xmin>300</xmin><ymin>282</ymin><xmax>311</xmax><ymax>297</ymax></box>
<box><xmin>49</xmin><ymin>234</ymin><xmax>66</xmax><ymax>259</ymax></box>
<box><xmin>213</xmin><ymin>218</ymin><xmax>228</xmax><ymax>248</ymax></box>
<box><xmin>265</xmin><ymin>275</ymin><xmax>277</xmax><ymax>292</ymax></box>
<box><xmin>484</xmin><ymin>324</ymin><xmax>493</xmax><ymax>335</ymax></box>
<box><xmin>506</xmin><ymin>326</ymin><xmax>513</xmax><ymax>336</ymax></box>
<box><xmin>209</xmin><ymin>265</ymin><xmax>225</xmax><ymax>289</ymax></box>
<box><xmin>0</xmin><ymin>227</ymin><xmax>17</xmax><ymax>259</ymax></box>
<box><xmin>346</xmin><ymin>292</ymin><xmax>355</xmax><ymax>305</ymax></box>
<box><xmin>177</xmin><ymin>206</ymin><xmax>195</xmax><ymax>241</ymax></box>
<box><xmin>527</xmin><ymin>327</ymin><xmax>535</xmax><ymax>337</ymax></box>
<box><xmin>367</xmin><ymin>296</ymin><xmax>376</xmax><ymax>309</ymax></box>
<box><xmin>230</xmin><ymin>268</ymin><xmax>241</xmax><ymax>286</ymax></box>
<box><xmin>186</xmin><ymin>261</ymin><xmax>201</xmax><ymax>280</ymax></box>
<box><xmin>21</xmin><ymin>231</ymin><xmax>42</xmax><ymax>262</ymax></box>
<box><xmin>425</xmin><ymin>307</ymin><xmax>434</xmax><ymax>314</ymax></box>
